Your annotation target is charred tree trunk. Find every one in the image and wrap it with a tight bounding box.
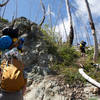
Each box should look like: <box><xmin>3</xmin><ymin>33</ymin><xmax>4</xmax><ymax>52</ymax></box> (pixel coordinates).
<box><xmin>85</xmin><ymin>0</ymin><xmax>98</xmax><ymax>62</ymax></box>
<box><xmin>65</xmin><ymin>0</ymin><xmax>74</xmax><ymax>47</ymax></box>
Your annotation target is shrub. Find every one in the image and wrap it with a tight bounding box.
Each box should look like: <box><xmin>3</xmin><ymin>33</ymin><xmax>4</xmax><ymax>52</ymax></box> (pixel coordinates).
<box><xmin>58</xmin><ymin>46</ymin><xmax>79</xmax><ymax>66</ymax></box>
<box><xmin>63</xmin><ymin>68</ymin><xmax>86</xmax><ymax>85</ymax></box>
<box><xmin>41</xmin><ymin>28</ymin><xmax>59</xmax><ymax>56</ymax></box>
<box><xmin>41</xmin><ymin>28</ymin><xmax>86</xmax><ymax>85</ymax></box>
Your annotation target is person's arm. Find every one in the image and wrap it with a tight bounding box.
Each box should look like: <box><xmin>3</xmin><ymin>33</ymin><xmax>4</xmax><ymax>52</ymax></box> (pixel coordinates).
<box><xmin>9</xmin><ymin>39</ymin><xmax>21</xmax><ymax>50</ymax></box>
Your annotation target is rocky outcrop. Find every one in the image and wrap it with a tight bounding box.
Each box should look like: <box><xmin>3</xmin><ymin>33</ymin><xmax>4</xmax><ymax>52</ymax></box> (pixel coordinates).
<box><xmin>24</xmin><ymin>75</ymin><xmax>100</xmax><ymax>100</ymax></box>
<box><xmin>24</xmin><ymin>76</ymin><xmax>86</xmax><ymax>100</ymax></box>
<box><xmin>14</xmin><ymin>17</ymin><xmax>51</xmax><ymax>76</ymax></box>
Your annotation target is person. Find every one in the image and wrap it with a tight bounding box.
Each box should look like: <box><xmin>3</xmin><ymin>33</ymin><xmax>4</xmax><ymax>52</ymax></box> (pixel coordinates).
<box><xmin>79</xmin><ymin>41</ymin><xmax>86</xmax><ymax>57</ymax></box>
<box><xmin>0</xmin><ymin>28</ymin><xmax>26</xmax><ymax>100</ymax></box>
<box><xmin>0</xmin><ymin>48</ymin><xmax>27</xmax><ymax>100</ymax></box>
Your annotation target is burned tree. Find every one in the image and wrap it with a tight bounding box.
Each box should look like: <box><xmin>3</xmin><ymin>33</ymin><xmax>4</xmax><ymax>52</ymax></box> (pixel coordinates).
<box><xmin>65</xmin><ymin>0</ymin><xmax>74</xmax><ymax>46</ymax></box>
<box><xmin>85</xmin><ymin>0</ymin><xmax>98</xmax><ymax>62</ymax></box>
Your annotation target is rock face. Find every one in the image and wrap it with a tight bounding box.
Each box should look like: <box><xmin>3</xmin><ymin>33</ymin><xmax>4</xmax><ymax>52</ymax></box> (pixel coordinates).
<box><xmin>0</xmin><ymin>17</ymin><xmax>50</xmax><ymax>75</ymax></box>
<box><xmin>14</xmin><ymin>17</ymin><xmax>50</xmax><ymax>76</ymax></box>
<box><xmin>0</xmin><ymin>17</ymin><xmax>99</xmax><ymax>100</ymax></box>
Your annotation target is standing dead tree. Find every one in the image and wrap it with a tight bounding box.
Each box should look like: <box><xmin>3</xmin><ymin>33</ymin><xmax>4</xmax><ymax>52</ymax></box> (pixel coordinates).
<box><xmin>65</xmin><ymin>0</ymin><xmax>74</xmax><ymax>47</ymax></box>
<box><xmin>85</xmin><ymin>0</ymin><xmax>98</xmax><ymax>62</ymax></box>
<box><xmin>39</xmin><ymin>0</ymin><xmax>46</xmax><ymax>27</ymax></box>
<box><xmin>0</xmin><ymin>0</ymin><xmax>9</xmax><ymax>7</ymax></box>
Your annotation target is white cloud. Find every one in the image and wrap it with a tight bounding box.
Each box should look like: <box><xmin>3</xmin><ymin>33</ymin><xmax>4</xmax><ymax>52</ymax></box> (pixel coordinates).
<box><xmin>75</xmin><ymin>0</ymin><xmax>100</xmax><ymax>17</ymax></box>
<box><xmin>75</xmin><ymin>0</ymin><xmax>100</xmax><ymax>41</ymax></box>
<box><xmin>88</xmin><ymin>0</ymin><xmax>100</xmax><ymax>16</ymax></box>
<box><xmin>55</xmin><ymin>18</ymin><xmax>70</xmax><ymax>42</ymax></box>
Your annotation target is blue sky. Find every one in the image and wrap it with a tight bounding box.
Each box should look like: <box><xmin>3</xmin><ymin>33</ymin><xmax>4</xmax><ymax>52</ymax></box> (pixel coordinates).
<box><xmin>0</xmin><ymin>0</ymin><xmax>100</xmax><ymax>45</ymax></box>
<box><xmin>0</xmin><ymin>0</ymin><xmax>67</xmax><ymax>25</ymax></box>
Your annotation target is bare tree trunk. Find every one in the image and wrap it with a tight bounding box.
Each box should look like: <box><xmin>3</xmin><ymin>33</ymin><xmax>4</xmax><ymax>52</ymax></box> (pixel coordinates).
<box><xmin>65</xmin><ymin>0</ymin><xmax>74</xmax><ymax>46</ymax></box>
<box><xmin>85</xmin><ymin>0</ymin><xmax>98</xmax><ymax>62</ymax></box>
<box><xmin>2</xmin><ymin>4</ymin><xmax>7</xmax><ymax>18</ymax></box>
<box><xmin>49</xmin><ymin>6</ymin><xmax>52</xmax><ymax>32</ymax></box>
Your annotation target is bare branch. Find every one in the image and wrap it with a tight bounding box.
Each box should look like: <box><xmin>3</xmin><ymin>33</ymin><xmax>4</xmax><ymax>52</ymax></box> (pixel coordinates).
<box><xmin>39</xmin><ymin>0</ymin><xmax>46</xmax><ymax>27</ymax></box>
<box><xmin>0</xmin><ymin>0</ymin><xmax>9</xmax><ymax>7</ymax></box>
<box><xmin>10</xmin><ymin>19</ymin><xmax>16</xmax><ymax>28</ymax></box>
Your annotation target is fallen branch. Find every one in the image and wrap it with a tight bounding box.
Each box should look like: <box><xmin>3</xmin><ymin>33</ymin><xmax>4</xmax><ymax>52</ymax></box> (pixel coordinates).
<box><xmin>79</xmin><ymin>68</ymin><xmax>100</xmax><ymax>88</ymax></box>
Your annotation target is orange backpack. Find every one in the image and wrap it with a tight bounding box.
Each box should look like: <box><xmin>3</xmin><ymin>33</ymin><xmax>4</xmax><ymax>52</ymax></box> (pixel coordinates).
<box><xmin>1</xmin><ymin>58</ymin><xmax>26</xmax><ymax>92</ymax></box>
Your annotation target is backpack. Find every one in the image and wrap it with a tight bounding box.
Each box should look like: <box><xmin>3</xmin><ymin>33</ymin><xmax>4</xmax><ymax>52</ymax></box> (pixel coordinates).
<box><xmin>0</xmin><ymin>48</ymin><xmax>26</xmax><ymax>92</ymax></box>
<box><xmin>82</xmin><ymin>42</ymin><xmax>86</xmax><ymax>47</ymax></box>
<box><xmin>80</xmin><ymin>43</ymin><xmax>83</xmax><ymax>47</ymax></box>
<box><xmin>80</xmin><ymin>41</ymin><xmax>86</xmax><ymax>48</ymax></box>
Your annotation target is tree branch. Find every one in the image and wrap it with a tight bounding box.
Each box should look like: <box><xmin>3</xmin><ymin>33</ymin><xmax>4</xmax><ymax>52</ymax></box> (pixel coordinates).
<box><xmin>39</xmin><ymin>0</ymin><xmax>46</xmax><ymax>27</ymax></box>
<box><xmin>0</xmin><ymin>0</ymin><xmax>9</xmax><ymax>7</ymax></box>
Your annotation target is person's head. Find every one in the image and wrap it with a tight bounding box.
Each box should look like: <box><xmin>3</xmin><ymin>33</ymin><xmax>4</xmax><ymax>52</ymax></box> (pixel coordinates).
<box><xmin>80</xmin><ymin>40</ymin><xmax>84</xmax><ymax>43</ymax></box>
<box><xmin>2</xmin><ymin>27</ymin><xmax>19</xmax><ymax>39</ymax></box>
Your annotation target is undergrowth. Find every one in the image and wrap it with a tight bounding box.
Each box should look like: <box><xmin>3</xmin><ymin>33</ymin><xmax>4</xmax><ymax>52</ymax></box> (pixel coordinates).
<box><xmin>42</xmin><ymin>28</ymin><xmax>100</xmax><ymax>85</ymax></box>
<box><xmin>83</xmin><ymin>47</ymin><xmax>100</xmax><ymax>83</ymax></box>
